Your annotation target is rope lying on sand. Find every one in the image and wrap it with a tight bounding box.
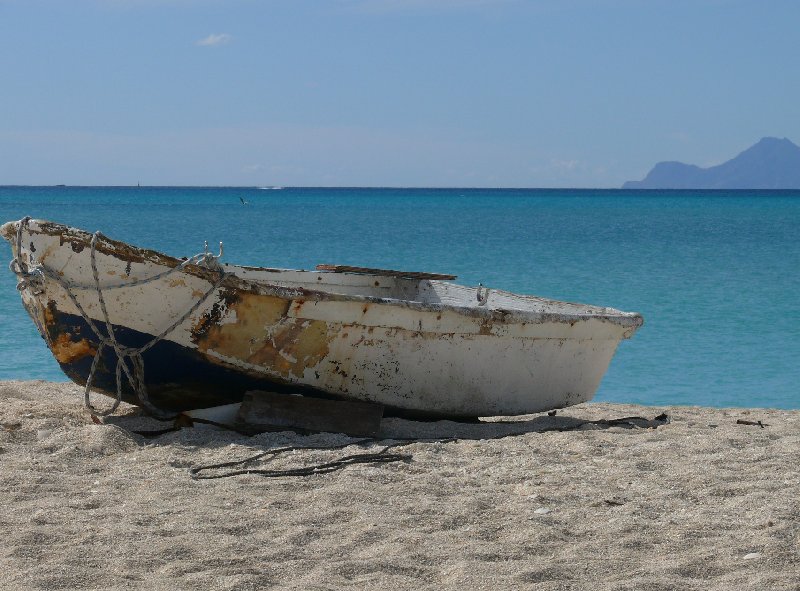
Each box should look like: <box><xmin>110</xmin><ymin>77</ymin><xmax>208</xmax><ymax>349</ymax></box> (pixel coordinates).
<box><xmin>188</xmin><ymin>439</ymin><xmax>419</xmax><ymax>480</ymax></box>
<box><xmin>10</xmin><ymin>217</ymin><xmax>227</xmax><ymax>419</ymax></box>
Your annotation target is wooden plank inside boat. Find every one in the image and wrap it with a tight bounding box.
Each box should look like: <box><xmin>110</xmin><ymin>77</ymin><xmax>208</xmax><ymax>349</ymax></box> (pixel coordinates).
<box><xmin>236</xmin><ymin>391</ymin><xmax>384</xmax><ymax>437</ymax></box>
<box><xmin>315</xmin><ymin>264</ymin><xmax>456</xmax><ymax>281</ymax></box>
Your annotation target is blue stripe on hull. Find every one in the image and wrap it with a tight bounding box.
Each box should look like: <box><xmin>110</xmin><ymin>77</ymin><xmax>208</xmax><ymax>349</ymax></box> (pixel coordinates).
<box><xmin>47</xmin><ymin>308</ymin><xmax>325</xmax><ymax>413</ymax></box>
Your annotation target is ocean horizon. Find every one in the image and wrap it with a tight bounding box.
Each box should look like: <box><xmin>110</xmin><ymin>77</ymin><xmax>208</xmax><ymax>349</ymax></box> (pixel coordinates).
<box><xmin>1</xmin><ymin>186</ymin><xmax>798</xmax><ymax>410</ymax></box>
<box><xmin>7</xmin><ymin>184</ymin><xmax>800</xmax><ymax>191</ymax></box>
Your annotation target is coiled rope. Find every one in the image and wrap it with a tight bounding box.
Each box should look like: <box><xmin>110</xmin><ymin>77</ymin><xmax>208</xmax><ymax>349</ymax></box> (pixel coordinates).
<box><xmin>10</xmin><ymin>217</ymin><xmax>228</xmax><ymax>419</ymax></box>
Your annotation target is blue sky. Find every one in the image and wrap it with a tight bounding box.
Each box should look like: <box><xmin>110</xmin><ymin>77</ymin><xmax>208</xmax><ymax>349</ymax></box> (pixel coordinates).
<box><xmin>1</xmin><ymin>0</ymin><xmax>798</xmax><ymax>187</ymax></box>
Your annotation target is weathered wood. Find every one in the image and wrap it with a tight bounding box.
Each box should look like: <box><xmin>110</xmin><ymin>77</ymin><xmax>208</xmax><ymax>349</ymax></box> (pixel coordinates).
<box><xmin>315</xmin><ymin>264</ymin><xmax>457</xmax><ymax>281</ymax></box>
<box><xmin>236</xmin><ymin>391</ymin><xmax>384</xmax><ymax>437</ymax></box>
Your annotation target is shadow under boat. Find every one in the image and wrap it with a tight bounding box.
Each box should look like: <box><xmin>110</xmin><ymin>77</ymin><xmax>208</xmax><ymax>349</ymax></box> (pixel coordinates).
<box><xmin>102</xmin><ymin>396</ymin><xmax>670</xmax><ymax>444</ymax></box>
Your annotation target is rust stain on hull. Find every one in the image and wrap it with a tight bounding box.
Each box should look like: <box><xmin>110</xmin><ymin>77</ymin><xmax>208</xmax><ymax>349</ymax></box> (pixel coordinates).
<box><xmin>193</xmin><ymin>292</ymin><xmax>333</xmax><ymax>379</ymax></box>
<box><xmin>51</xmin><ymin>332</ymin><xmax>97</xmax><ymax>364</ymax></box>
<box><xmin>40</xmin><ymin>300</ymin><xmax>97</xmax><ymax>364</ymax></box>
<box><xmin>43</xmin><ymin>301</ymin><xmax>57</xmax><ymax>327</ymax></box>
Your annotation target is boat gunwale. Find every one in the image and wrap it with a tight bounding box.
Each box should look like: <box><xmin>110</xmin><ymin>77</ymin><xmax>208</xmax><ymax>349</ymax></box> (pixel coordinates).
<box><xmin>3</xmin><ymin>218</ymin><xmax>644</xmax><ymax>330</ymax></box>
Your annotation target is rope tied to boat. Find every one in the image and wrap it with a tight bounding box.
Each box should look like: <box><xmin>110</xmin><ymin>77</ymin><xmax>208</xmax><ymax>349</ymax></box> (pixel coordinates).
<box><xmin>9</xmin><ymin>218</ymin><xmax>229</xmax><ymax>419</ymax></box>
<box><xmin>8</xmin><ymin>216</ymin><xmax>46</xmax><ymax>295</ymax></box>
<box><xmin>476</xmin><ymin>283</ymin><xmax>490</xmax><ymax>306</ymax></box>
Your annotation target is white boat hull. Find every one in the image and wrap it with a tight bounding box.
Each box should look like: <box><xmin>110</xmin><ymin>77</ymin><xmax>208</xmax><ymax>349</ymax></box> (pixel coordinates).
<box><xmin>2</xmin><ymin>219</ymin><xmax>643</xmax><ymax>417</ymax></box>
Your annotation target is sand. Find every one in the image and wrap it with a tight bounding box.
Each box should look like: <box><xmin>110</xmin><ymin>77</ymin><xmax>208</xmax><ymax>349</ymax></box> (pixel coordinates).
<box><xmin>0</xmin><ymin>380</ymin><xmax>798</xmax><ymax>590</ymax></box>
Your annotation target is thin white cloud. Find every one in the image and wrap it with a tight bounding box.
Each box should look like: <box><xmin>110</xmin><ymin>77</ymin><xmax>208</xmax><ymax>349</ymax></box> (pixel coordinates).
<box><xmin>0</xmin><ymin>126</ymin><xmax>621</xmax><ymax>187</ymax></box>
<box><xmin>196</xmin><ymin>33</ymin><xmax>232</xmax><ymax>47</ymax></box>
<box><xmin>549</xmin><ymin>158</ymin><xmax>578</xmax><ymax>171</ymax></box>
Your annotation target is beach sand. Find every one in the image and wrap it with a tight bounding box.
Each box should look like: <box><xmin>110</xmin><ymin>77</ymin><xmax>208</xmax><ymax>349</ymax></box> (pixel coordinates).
<box><xmin>1</xmin><ymin>380</ymin><xmax>798</xmax><ymax>590</ymax></box>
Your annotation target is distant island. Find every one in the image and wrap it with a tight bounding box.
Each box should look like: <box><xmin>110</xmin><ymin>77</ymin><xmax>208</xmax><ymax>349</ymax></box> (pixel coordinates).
<box><xmin>622</xmin><ymin>137</ymin><xmax>800</xmax><ymax>189</ymax></box>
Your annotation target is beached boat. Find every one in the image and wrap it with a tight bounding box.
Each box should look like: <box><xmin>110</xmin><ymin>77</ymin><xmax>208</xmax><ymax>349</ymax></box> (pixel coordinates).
<box><xmin>2</xmin><ymin>218</ymin><xmax>643</xmax><ymax>418</ymax></box>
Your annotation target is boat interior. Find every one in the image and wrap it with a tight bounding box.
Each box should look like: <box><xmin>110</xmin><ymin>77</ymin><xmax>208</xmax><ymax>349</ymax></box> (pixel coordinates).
<box><xmin>225</xmin><ymin>263</ymin><xmax>619</xmax><ymax>317</ymax></box>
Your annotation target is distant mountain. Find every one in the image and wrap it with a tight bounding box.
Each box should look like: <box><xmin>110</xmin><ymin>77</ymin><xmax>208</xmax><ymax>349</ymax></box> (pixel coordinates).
<box><xmin>622</xmin><ymin>137</ymin><xmax>800</xmax><ymax>189</ymax></box>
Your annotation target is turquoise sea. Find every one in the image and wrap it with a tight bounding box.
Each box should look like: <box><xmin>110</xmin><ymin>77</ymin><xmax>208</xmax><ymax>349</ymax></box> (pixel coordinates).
<box><xmin>1</xmin><ymin>186</ymin><xmax>798</xmax><ymax>409</ymax></box>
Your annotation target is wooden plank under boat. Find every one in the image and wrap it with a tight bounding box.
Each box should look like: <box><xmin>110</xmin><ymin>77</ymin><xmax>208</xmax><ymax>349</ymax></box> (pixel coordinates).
<box><xmin>2</xmin><ymin>218</ymin><xmax>643</xmax><ymax>418</ymax></box>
